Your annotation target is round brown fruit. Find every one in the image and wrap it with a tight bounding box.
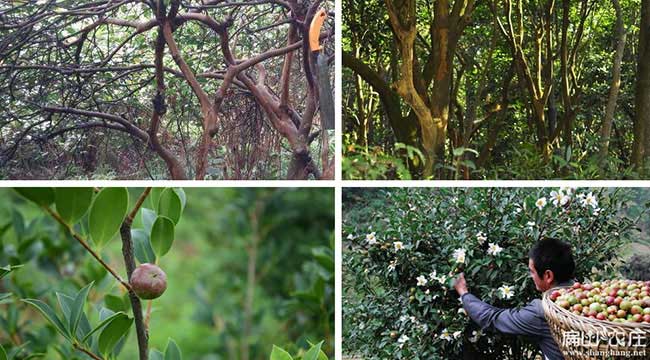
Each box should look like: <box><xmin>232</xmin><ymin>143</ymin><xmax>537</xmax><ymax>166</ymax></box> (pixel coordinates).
<box><xmin>130</xmin><ymin>263</ymin><xmax>167</xmax><ymax>300</ymax></box>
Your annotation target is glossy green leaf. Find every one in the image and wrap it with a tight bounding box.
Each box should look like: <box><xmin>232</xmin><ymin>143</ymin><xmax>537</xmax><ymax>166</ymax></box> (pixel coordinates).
<box><xmin>149</xmin><ymin>350</ymin><xmax>164</xmax><ymax>360</ymax></box>
<box><xmin>14</xmin><ymin>188</ymin><xmax>54</xmax><ymax>206</ymax></box>
<box><xmin>81</xmin><ymin>311</ymin><xmax>128</xmax><ymax>344</ymax></box>
<box><xmin>303</xmin><ymin>341</ymin><xmax>323</xmax><ymax>360</ymax></box>
<box><xmin>0</xmin><ymin>344</ymin><xmax>7</xmax><ymax>360</ymax></box>
<box><xmin>69</xmin><ymin>282</ymin><xmax>93</xmax><ymax>336</ymax></box>
<box><xmin>98</xmin><ymin>313</ymin><xmax>133</xmax><ymax>355</ymax></box>
<box><xmin>158</xmin><ymin>188</ymin><xmax>183</xmax><ymax>224</ymax></box>
<box><xmin>150</xmin><ymin>216</ymin><xmax>175</xmax><ymax>257</ymax></box>
<box><xmin>104</xmin><ymin>294</ymin><xmax>128</xmax><ymax>313</ymax></box>
<box><xmin>55</xmin><ymin>187</ymin><xmax>93</xmax><ymax>225</ymax></box>
<box><xmin>21</xmin><ymin>299</ymin><xmax>70</xmax><ymax>340</ymax></box>
<box><xmin>132</xmin><ymin>229</ymin><xmax>156</xmax><ymax>264</ymax></box>
<box><xmin>89</xmin><ymin>188</ymin><xmax>129</xmax><ymax>247</ymax></box>
<box><xmin>147</xmin><ymin>188</ymin><xmax>164</xmax><ymax>209</ymax></box>
<box><xmin>141</xmin><ymin>208</ymin><xmax>157</xmax><ymax>234</ymax></box>
<box><xmin>164</xmin><ymin>338</ymin><xmax>182</xmax><ymax>360</ymax></box>
<box><xmin>270</xmin><ymin>345</ymin><xmax>293</xmax><ymax>360</ymax></box>
<box><xmin>0</xmin><ymin>265</ymin><xmax>23</xmax><ymax>280</ymax></box>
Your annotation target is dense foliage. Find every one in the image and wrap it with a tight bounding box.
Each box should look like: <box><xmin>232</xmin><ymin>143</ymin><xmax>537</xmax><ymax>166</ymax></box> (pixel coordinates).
<box><xmin>343</xmin><ymin>0</ymin><xmax>648</xmax><ymax>179</ymax></box>
<box><xmin>0</xmin><ymin>1</ymin><xmax>334</xmax><ymax>180</ymax></box>
<box><xmin>0</xmin><ymin>188</ymin><xmax>334</xmax><ymax>359</ymax></box>
<box><xmin>343</xmin><ymin>187</ymin><xmax>646</xmax><ymax>359</ymax></box>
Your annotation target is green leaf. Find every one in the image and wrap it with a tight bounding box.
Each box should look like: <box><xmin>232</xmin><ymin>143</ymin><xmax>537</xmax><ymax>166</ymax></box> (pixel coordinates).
<box><xmin>21</xmin><ymin>299</ymin><xmax>70</xmax><ymax>340</ymax></box>
<box><xmin>164</xmin><ymin>338</ymin><xmax>182</xmax><ymax>360</ymax></box>
<box><xmin>14</xmin><ymin>188</ymin><xmax>54</xmax><ymax>206</ymax></box>
<box><xmin>132</xmin><ymin>229</ymin><xmax>157</xmax><ymax>264</ymax></box>
<box><xmin>81</xmin><ymin>311</ymin><xmax>128</xmax><ymax>344</ymax></box>
<box><xmin>89</xmin><ymin>188</ymin><xmax>129</xmax><ymax>247</ymax></box>
<box><xmin>0</xmin><ymin>293</ymin><xmax>12</xmax><ymax>305</ymax></box>
<box><xmin>0</xmin><ymin>265</ymin><xmax>23</xmax><ymax>280</ymax></box>
<box><xmin>55</xmin><ymin>188</ymin><xmax>94</xmax><ymax>225</ymax></box>
<box><xmin>141</xmin><ymin>208</ymin><xmax>157</xmax><ymax>234</ymax></box>
<box><xmin>173</xmin><ymin>188</ymin><xmax>186</xmax><ymax>210</ymax></box>
<box><xmin>150</xmin><ymin>216</ymin><xmax>175</xmax><ymax>257</ymax></box>
<box><xmin>69</xmin><ymin>282</ymin><xmax>93</xmax><ymax>337</ymax></box>
<box><xmin>149</xmin><ymin>350</ymin><xmax>164</xmax><ymax>360</ymax></box>
<box><xmin>158</xmin><ymin>188</ymin><xmax>183</xmax><ymax>224</ymax></box>
<box><xmin>98</xmin><ymin>313</ymin><xmax>133</xmax><ymax>355</ymax></box>
<box><xmin>104</xmin><ymin>294</ymin><xmax>128</xmax><ymax>313</ymax></box>
<box><xmin>303</xmin><ymin>341</ymin><xmax>323</xmax><ymax>360</ymax></box>
<box><xmin>147</xmin><ymin>188</ymin><xmax>164</xmax><ymax>209</ymax></box>
<box><xmin>0</xmin><ymin>344</ymin><xmax>7</xmax><ymax>360</ymax></box>
<box><xmin>270</xmin><ymin>345</ymin><xmax>293</xmax><ymax>360</ymax></box>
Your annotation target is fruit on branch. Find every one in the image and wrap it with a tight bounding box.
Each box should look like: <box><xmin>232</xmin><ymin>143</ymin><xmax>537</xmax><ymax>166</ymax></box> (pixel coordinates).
<box><xmin>130</xmin><ymin>263</ymin><xmax>167</xmax><ymax>300</ymax></box>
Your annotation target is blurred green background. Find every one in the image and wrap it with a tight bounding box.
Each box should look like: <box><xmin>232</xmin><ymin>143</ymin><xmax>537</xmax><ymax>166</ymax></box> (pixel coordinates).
<box><xmin>0</xmin><ymin>188</ymin><xmax>334</xmax><ymax>359</ymax></box>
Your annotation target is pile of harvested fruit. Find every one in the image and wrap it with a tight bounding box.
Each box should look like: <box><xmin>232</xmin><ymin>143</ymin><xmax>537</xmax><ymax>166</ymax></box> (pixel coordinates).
<box><xmin>549</xmin><ymin>280</ymin><xmax>650</xmax><ymax>323</ymax></box>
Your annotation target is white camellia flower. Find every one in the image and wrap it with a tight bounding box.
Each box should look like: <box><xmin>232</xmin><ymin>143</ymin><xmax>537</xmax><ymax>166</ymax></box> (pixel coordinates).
<box><xmin>440</xmin><ymin>328</ymin><xmax>453</xmax><ymax>341</ymax></box>
<box><xmin>453</xmin><ymin>331</ymin><xmax>462</xmax><ymax>339</ymax></box>
<box><xmin>365</xmin><ymin>232</ymin><xmax>377</xmax><ymax>245</ymax></box>
<box><xmin>429</xmin><ymin>270</ymin><xmax>447</xmax><ymax>284</ymax></box>
<box><xmin>582</xmin><ymin>192</ymin><xmax>598</xmax><ymax>208</ymax></box>
<box><xmin>487</xmin><ymin>243</ymin><xmax>503</xmax><ymax>256</ymax></box>
<box><xmin>397</xmin><ymin>334</ymin><xmax>409</xmax><ymax>348</ymax></box>
<box><xmin>593</xmin><ymin>208</ymin><xmax>601</xmax><ymax>216</ymax></box>
<box><xmin>535</xmin><ymin>197</ymin><xmax>547</xmax><ymax>210</ymax></box>
<box><xmin>550</xmin><ymin>190</ymin><xmax>569</xmax><ymax>206</ymax></box>
<box><xmin>393</xmin><ymin>241</ymin><xmax>404</xmax><ymax>251</ymax></box>
<box><xmin>387</xmin><ymin>260</ymin><xmax>397</xmax><ymax>272</ymax></box>
<box><xmin>425</xmin><ymin>289</ymin><xmax>430</xmax><ymax>295</ymax></box>
<box><xmin>452</xmin><ymin>248</ymin><xmax>466</xmax><ymax>264</ymax></box>
<box><xmin>526</xmin><ymin>221</ymin><xmax>536</xmax><ymax>228</ymax></box>
<box><xmin>458</xmin><ymin>308</ymin><xmax>466</xmax><ymax>316</ymax></box>
<box><xmin>498</xmin><ymin>285</ymin><xmax>515</xmax><ymax>299</ymax></box>
<box><xmin>346</xmin><ymin>233</ymin><xmax>355</xmax><ymax>240</ymax></box>
<box><xmin>416</xmin><ymin>275</ymin><xmax>428</xmax><ymax>287</ymax></box>
<box><xmin>476</xmin><ymin>231</ymin><xmax>487</xmax><ymax>244</ymax></box>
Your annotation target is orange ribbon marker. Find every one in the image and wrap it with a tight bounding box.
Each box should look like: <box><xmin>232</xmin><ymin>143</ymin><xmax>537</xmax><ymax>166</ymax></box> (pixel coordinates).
<box><xmin>309</xmin><ymin>9</ymin><xmax>327</xmax><ymax>52</ymax></box>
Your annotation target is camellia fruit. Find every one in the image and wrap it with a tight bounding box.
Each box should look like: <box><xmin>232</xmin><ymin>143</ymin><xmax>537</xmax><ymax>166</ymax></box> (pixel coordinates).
<box><xmin>130</xmin><ymin>263</ymin><xmax>167</xmax><ymax>300</ymax></box>
<box><xmin>551</xmin><ymin>279</ymin><xmax>650</xmax><ymax>324</ymax></box>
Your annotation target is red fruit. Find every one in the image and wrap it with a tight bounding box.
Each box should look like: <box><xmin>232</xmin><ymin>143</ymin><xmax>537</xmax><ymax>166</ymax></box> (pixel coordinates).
<box><xmin>573</xmin><ymin>282</ymin><xmax>582</xmax><ymax>289</ymax></box>
<box><xmin>631</xmin><ymin>314</ymin><xmax>643</xmax><ymax>323</ymax></box>
<box><xmin>617</xmin><ymin>310</ymin><xmax>627</xmax><ymax>318</ymax></box>
<box><xmin>605</xmin><ymin>296</ymin><xmax>615</xmax><ymax>305</ymax></box>
<box><xmin>643</xmin><ymin>314</ymin><xmax>650</xmax><ymax>323</ymax></box>
<box><xmin>550</xmin><ymin>290</ymin><xmax>561</xmax><ymax>301</ymax></box>
<box><xmin>583</xmin><ymin>284</ymin><xmax>593</xmax><ymax>291</ymax></box>
<box><xmin>573</xmin><ymin>304</ymin><xmax>583</xmax><ymax>312</ymax></box>
<box><xmin>614</xmin><ymin>297</ymin><xmax>623</xmax><ymax>306</ymax></box>
<box><xmin>631</xmin><ymin>305</ymin><xmax>643</xmax><ymax>315</ymax></box>
<box><xmin>130</xmin><ymin>263</ymin><xmax>167</xmax><ymax>300</ymax></box>
<box><xmin>596</xmin><ymin>313</ymin><xmax>606</xmax><ymax>321</ymax></box>
<box><xmin>558</xmin><ymin>300</ymin><xmax>571</xmax><ymax>309</ymax></box>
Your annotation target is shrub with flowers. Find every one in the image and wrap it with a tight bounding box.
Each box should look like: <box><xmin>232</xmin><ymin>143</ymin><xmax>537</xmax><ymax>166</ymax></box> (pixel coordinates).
<box><xmin>342</xmin><ymin>187</ymin><xmax>643</xmax><ymax>359</ymax></box>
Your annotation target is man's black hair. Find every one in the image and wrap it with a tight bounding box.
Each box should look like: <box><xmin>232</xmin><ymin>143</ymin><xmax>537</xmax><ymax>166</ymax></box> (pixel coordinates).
<box><xmin>528</xmin><ymin>237</ymin><xmax>575</xmax><ymax>283</ymax></box>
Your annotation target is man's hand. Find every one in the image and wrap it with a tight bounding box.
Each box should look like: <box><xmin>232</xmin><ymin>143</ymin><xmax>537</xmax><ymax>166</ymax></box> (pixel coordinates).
<box><xmin>454</xmin><ymin>272</ymin><xmax>468</xmax><ymax>296</ymax></box>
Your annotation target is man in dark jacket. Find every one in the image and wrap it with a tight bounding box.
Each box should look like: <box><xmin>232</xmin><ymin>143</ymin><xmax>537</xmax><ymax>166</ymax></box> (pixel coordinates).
<box><xmin>454</xmin><ymin>238</ymin><xmax>576</xmax><ymax>360</ymax></box>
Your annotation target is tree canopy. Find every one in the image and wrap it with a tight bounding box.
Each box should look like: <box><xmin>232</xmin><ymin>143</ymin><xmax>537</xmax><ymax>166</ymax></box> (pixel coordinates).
<box><xmin>343</xmin><ymin>0</ymin><xmax>648</xmax><ymax>180</ymax></box>
<box><xmin>0</xmin><ymin>0</ymin><xmax>334</xmax><ymax>180</ymax></box>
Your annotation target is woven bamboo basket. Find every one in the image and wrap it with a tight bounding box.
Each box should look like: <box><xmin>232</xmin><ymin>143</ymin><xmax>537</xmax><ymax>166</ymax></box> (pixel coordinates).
<box><xmin>542</xmin><ymin>286</ymin><xmax>650</xmax><ymax>360</ymax></box>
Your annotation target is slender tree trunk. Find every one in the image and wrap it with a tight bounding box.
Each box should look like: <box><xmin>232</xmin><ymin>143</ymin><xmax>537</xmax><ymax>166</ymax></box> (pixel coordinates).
<box><xmin>242</xmin><ymin>200</ymin><xmax>262</xmax><ymax>360</ymax></box>
<box><xmin>599</xmin><ymin>0</ymin><xmax>626</xmax><ymax>161</ymax></box>
<box><xmin>633</xmin><ymin>0</ymin><xmax>650</xmax><ymax>169</ymax></box>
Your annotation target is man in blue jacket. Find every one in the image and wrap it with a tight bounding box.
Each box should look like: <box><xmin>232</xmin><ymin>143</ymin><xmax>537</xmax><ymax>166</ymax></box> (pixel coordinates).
<box><xmin>454</xmin><ymin>237</ymin><xmax>575</xmax><ymax>360</ymax></box>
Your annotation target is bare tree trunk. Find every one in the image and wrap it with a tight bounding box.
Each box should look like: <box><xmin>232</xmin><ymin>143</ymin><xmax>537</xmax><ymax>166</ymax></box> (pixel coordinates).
<box><xmin>633</xmin><ymin>0</ymin><xmax>650</xmax><ymax>170</ymax></box>
<box><xmin>599</xmin><ymin>0</ymin><xmax>627</xmax><ymax>161</ymax></box>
